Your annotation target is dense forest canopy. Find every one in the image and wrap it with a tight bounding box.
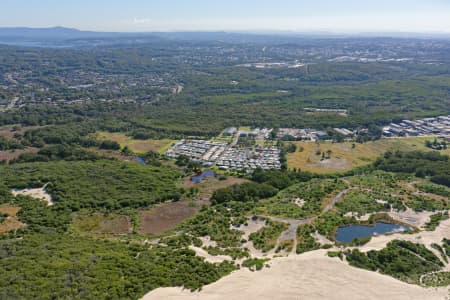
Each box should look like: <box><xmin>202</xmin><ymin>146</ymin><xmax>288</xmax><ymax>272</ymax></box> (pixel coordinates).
<box><xmin>1</xmin><ymin>34</ymin><xmax>450</xmax><ymax>299</ymax></box>
<box><xmin>1</xmin><ymin>37</ymin><xmax>450</xmax><ymax>137</ymax></box>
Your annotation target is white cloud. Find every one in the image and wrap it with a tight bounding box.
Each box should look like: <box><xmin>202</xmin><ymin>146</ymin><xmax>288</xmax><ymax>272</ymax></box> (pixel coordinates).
<box><xmin>133</xmin><ymin>18</ymin><xmax>152</xmax><ymax>24</ymax></box>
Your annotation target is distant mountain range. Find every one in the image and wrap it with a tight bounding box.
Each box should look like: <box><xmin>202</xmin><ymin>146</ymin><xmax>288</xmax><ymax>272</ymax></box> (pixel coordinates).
<box><xmin>0</xmin><ymin>26</ymin><xmax>449</xmax><ymax>48</ymax></box>
<box><xmin>0</xmin><ymin>27</ymin><xmax>254</xmax><ymax>47</ymax></box>
<box><xmin>0</xmin><ymin>26</ymin><xmax>126</xmax><ymax>39</ymax></box>
<box><xmin>0</xmin><ymin>27</ymin><xmax>309</xmax><ymax>47</ymax></box>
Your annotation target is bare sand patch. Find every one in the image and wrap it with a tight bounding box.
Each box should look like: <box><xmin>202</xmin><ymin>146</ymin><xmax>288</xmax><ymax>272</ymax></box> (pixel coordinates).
<box><xmin>360</xmin><ymin>218</ymin><xmax>450</xmax><ymax>253</ymax></box>
<box><xmin>12</xmin><ymin>185</ymin><xmax>53</xmax><ymax>206</ymax></box>
<box><xmin>344</xmin><ymin>212</ymin><xmax>372</xmax><ymax>221</ymax></box>
<box><xmin>293</xmin><ymin>197</ymin><xmax>305</xmax><ymax>207</ymax></box>
<box><xmin>312</xmin><ymin>231</ymin><xmax>333</xmax><ymax>246</ymax></box>
<box><xmin>237</xmin><ymin>218</ymin><xmax>266</xmax><ymax>240</ymax></box>
<box><xmin>188</xmin><ymin>246</ymin><xmax>232</xmax><ymax>263</ymax></box>
<box><xmin>199</xmin><ymin>236</ymin><xmax>217</xmax><ymax>248</ymax></box>
<box><xmin>143</xmin><ymin>249</ymin><xmax>448</xmax><ymax>300</ymax></box>
<box><xmin>235</xmin><ymin>218</ymin><xmax>269</xmax><ymax>257</ymax></box>
<box><xmin>388</xmin><ymin>208</ymin><xmax>435</xmax><ymax>228</ymax></box>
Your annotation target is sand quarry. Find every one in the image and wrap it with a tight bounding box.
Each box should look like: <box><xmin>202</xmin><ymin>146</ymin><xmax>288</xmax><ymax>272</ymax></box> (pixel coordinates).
<box><xmin>144</xmin><ymin>214</ymin><xmax>450</xmax><ymax>300</ymax></box>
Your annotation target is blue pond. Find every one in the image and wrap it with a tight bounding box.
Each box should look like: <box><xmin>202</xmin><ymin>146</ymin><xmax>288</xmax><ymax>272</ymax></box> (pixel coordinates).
<box><xmin>136</xmin><ymin>156</ymin><xmax>147</xmax><ymax>165</ymax></box>
<box><xmin>335</xmin><ymin>222</ymin><xmax>411</xmax><ymax>243</ymax></box>
<box><xmin>191</xmin><ymin>170</ymin><xmax>215</xmax><ymax>183</ymax></box>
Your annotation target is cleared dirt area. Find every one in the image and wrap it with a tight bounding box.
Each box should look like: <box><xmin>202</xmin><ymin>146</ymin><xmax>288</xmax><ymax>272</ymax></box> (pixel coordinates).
<box><xmin>0</xmin><ymin>147</ymin><xmax>39</xmax><ymax>162</ymax></box>
<box><xmin>286</xmin><ymin>137</ymin><xmax>450</xmax><ymax>174</ymax></box>
<box><xmin>140</xmin><ymin>202</ymin><xmax>197</xmax><ymax>235</ymax></box>
<box><xmin>0</xmin><ymin>128</ymin><xmax>16</xmax><ymax>139</ymax></box>
<box><xmin>0</xmin><ymin>125</ymin><xmax>46</xmax><ymax>139</ymax></box>
<box><xmin>96</xmin><ymin>132</ymin><xmax>175</xmax><ymax>154</ymax></box>
<box><xmin>0</xmin><ymin>205</ymin><xmax>21</xmax><ymax>216</ymax></box>
<box><xmin>73</xmin><ymin>213</ymin><xmax>133</xmax><ymax>234</ymax></box>
<box><xmin>0</xmin><ymin>218</ymin><xmax>26</xmax><ymax>233</ymax></box>
<box><xmin>0</xmin><ymin>205</ymin><xmax>26</xmax><ymax>233</ymax></box>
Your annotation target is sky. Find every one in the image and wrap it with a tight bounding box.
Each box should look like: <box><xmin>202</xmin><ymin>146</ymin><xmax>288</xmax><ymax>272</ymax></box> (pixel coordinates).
<box><xmin>1</xmin><ymin>0</ymin><xmax>450</xmax><ymax>33</ymax></box>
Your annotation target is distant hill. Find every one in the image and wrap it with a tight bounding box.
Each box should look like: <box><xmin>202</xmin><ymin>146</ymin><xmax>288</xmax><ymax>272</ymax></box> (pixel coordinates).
<box><xmin>0</xmin><ymin>27</ymin><xmax>251</xmax><ymax>41</ymax></box>
<box><xmin>0</xmin><ymin>27</ymin><xmax>448</xmax><ymax>48</ymax></box>
<box><xmin>0</xmin><ymin>26</ymin><xmax>119</xmax><ymax>39</ymax></box>
<box><xmin>0</xmin><ymin>27</ymin><xmax>165</xmax><ymax>47</ymax></box>
<box><xmin>0</xmin><ymin>27</ymin><xmax>283</xmax><ymax>47</ymax></box>
<box><xmin>0</xmin><ymin>27</ymin><xmax>331</xmax><ymax>47</ymax></box>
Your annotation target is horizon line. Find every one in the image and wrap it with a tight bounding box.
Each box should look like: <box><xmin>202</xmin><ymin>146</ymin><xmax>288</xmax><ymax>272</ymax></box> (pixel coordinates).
<box><xmin>1</xmin><ymin>25</ymin><xmax>450</xmax><ymax>37</ymax></box>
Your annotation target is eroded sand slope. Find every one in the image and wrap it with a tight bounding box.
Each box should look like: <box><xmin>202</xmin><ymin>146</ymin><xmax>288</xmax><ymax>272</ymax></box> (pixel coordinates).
<box><xmin>144</xmin><ymin>250</ymin><xmax>448</xmax><ymax>300</ymax></box>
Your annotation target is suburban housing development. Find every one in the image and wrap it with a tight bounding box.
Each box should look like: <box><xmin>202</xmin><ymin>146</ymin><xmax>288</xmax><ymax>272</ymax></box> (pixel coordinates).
<box><xmin>383</xmin><ymin>115</ymin><xmax>450</xmax><ymax>138</ymax></box>
<box><xmin>165</xmin><ymin>139</ymin><xmax>281</xmax><ymax>170</ymax></box>
<box><xmin>165</xmin><ymin>115</ymin><xmax>450</xmax><ymax>170</ymax></box>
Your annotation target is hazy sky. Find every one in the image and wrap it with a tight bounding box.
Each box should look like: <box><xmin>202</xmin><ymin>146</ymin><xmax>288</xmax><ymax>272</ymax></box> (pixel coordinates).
<box><xmin>1</xmin><ymin>0</ymin><xmax>450</xmax><ymax>33</ymax></box>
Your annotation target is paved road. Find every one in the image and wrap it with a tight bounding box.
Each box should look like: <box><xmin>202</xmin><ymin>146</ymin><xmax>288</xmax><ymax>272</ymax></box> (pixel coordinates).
<box><xmin>231</xmin><ymin>131</ymin><xmax>240</xmax><ymax>146</ymax></box>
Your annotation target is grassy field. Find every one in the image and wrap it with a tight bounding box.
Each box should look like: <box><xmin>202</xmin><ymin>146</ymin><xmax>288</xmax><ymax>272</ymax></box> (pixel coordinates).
<box><xmin>72</xmin><ymin>213</ymin><xmax>133</xmax><ymax>235</ymax></box>
<box><xmin>239</xmin><ymin>126</ymin><xmax>252</xmax><ymax>131</ymax></box>
<box><xmin>95</xmin><ymin>132</ymin><xmax>176</xmax><ymax>154</ymax></box>
<box><xmin>286</xmin><ymin>137</ymin><xmax>450</xmax><ymax>174</ymax></box>
<box><xmin>183</xmin><ymin>176</ymin><xmax>249</xmax><ymax>202</ymax></box>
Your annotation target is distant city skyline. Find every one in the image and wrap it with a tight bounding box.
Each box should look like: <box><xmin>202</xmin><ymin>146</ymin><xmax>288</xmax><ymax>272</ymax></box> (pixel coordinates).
<box><xmin>1</xmin><ymin>0</ymin><xmax>450</xmax><ymax>33</ymax></box>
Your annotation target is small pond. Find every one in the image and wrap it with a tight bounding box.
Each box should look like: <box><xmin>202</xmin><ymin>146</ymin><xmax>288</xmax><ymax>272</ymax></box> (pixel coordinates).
<box><xmin>335</xmin><ymin>222</ymin><xmax>411</xmax><ymax>243</ymax></box>
<box><xmin>191</xmin><ymin>170</ymin><xmax>215</xmax><ymax>183</ymax></box>
<box><xmin>136</xmin><ymin>156</ymin><xmax>147</xmax><ymax>165</ymax></box>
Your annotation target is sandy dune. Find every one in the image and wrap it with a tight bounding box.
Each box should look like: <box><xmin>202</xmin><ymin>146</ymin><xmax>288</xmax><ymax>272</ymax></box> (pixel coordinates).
<box><xmin>143</xmin><ymin>250</ymin><xmax>448</xmax><ymax>300</ymax></box>
<box><xmin>143</xmin><ymin>214</ymin><xmax>450</xmax><ymax>300</ymax></box>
